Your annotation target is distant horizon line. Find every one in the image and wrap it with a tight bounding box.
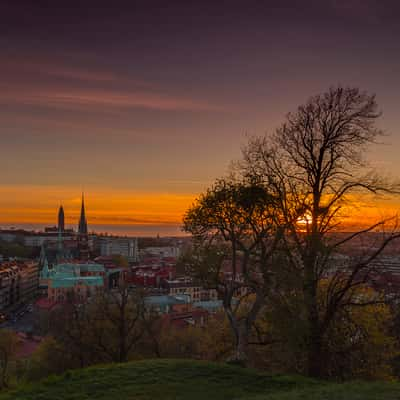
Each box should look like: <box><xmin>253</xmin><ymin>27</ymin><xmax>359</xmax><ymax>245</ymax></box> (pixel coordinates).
<box><xmin>0</xmin><ymin>222</ymin><xmax>187</xmax><ymax>238</ymax></box>
<box><xmin>0</xmin><ymin>221</ymin><xmax>393</xmax><ymax>239</ymax></box>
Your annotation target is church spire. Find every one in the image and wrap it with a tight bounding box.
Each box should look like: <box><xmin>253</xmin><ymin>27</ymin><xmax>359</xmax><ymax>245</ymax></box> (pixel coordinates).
<box><xmin>77</xmin><ymin>193</ymin><xmax>89</xmax><ymax>260</ymax></box>
<box><xmin>58</xmin><ymin>205</ymin><xmax>65</xmax><ymax>233</ymax></box>
<box><xmin>78</xmin><ymin>193</ymin><xmax>88</xmax><ymax>235</ymax></box>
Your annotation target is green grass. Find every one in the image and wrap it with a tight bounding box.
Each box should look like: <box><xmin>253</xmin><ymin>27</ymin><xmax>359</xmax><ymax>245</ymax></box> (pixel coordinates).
<box><xmin>1</xmin><ymin>359</ymin><xmax>399</xmax><ymax>400</ymax></box>
<box><xmin>254</xmin><ymin>381</ymin><xmax>400</xmax><ymax>400</ymax></box>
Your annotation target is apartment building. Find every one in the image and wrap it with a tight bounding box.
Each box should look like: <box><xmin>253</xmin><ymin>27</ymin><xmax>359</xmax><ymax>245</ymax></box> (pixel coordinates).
<box><xmin>97</xmin><ymin>237</ymin><xmax>139</xmax><ymax>262</ymax></box>
<box><xmin>0</xmin><ymin>261</ymin><xmax>39</xmax><ymax>313</ymax></box>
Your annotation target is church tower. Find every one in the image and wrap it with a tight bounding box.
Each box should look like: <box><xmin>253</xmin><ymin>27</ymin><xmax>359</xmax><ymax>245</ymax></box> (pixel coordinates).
<box><xmin>58</xmin><ymin>205</ymin><xmax>65</xmax><ymax>233</ymax></box>
<box><xmin>77</xmin><ymin>193</ymin><xmax>89</xmax><ymax>260</ymax></box>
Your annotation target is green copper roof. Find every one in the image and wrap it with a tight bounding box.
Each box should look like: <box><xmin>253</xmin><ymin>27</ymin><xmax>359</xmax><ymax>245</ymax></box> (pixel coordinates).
<box><xmin>51</xmin><ymin>276</ymin><xmax>103</xmax><ymax>288</ymax></box>
<box><xmin>44</xmin><ymin>263</ymin><xmax>105</xmax><ymax>289</ymax></box>
<box><xmin>193</xmin><ymin>300</ymin><xmax>223</xmax><ymax>311</ymax></box>
<box><xmin>54</xmin><ymin>271</ymin><xmax>74</xmax><ymax>278</ymax></box>
<box><xmin>55</xmin><ymin>264</ymin><xmax>78</xmax><ymax>275</ymax></box>
<box><xmin>144</xmin><ymin>295</ymin><xmax>191</xmax><ymax>313</ymax></box>
<box><xmin>54</xmin><ymin>263</ymin><xmax>105</xmax><ymax>274</ymax></box>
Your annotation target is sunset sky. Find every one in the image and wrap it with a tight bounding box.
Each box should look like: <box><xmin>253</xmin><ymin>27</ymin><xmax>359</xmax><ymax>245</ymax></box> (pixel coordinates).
<box><xmin>1</xmin><ymin>1</ymin><xmax>400</xmax><ymax>235</ymax></box>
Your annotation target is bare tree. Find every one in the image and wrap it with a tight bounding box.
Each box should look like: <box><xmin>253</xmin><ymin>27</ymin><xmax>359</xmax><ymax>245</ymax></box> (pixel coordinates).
<box><xmin>53</xmin><ymin>301</ymin><xmax>91</xmax><ymax>367</ymax></box>
<box><xmin>183</xmin><ymin>179</ymin><xmax>283</xmax><ymax>364</ymax></box>
<box><xmin>90</xmin><ymin>285</ymin><xmax>145</xmax><ymax>363</ymax></box>
<box><xmin>241</xmin><ymin>86</ymin><xmax>400</xmax><ymax>377</ymax></box>
<box><xmin>49</xmin><ymin>293</ymin><xmax>104</xmax><ymax>368</ymax></box>
<box><xmin>46</xmin><ymin>287</ymin><xmax>149</xmax><ymax>368</ymax></box>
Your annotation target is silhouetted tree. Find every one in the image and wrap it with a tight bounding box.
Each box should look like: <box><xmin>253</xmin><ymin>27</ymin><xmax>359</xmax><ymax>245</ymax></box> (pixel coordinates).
<box><xmin>183</xmin><ymin>179</ymin><xmax>283</xmax><ymax>364</ymax></box>
<box><xmin>241</xmin><ymin>86</ymin><xmax>400</xmax><ymax>377</ymax></box>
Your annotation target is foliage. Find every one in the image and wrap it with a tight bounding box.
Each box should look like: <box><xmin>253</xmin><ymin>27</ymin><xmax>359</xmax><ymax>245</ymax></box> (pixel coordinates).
<box><xmin>183</xmin><ymin>179</ymin><xmax>283</xmax><ymax>363</ymax></box>
<box><xmin>26</xmin><ymin>337</ymin><xmax>78</xmax><ymax>381</ymax></box>
<box><xmin>153</xmin><ymin>314</ymin><xmax>233</xmax><ymax>361</ymax></box>
<box><xmin>322</xmin><ymin>299</ymin><xmax>399</xmax><ymax>380</ymax></box>
<box><xmin>247</xmin><ymin>281</ymin><xmax>399</xmax><ymax>380</ymax></box>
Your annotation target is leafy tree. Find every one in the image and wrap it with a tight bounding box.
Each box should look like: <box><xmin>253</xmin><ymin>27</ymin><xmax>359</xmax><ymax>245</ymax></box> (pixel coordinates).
<box><xmin>183</xmin><ymin>179</ymin><xmax>283</xmax><ymax>364</ymax></box>
<box><xmin>323</xmin><ymin>293</ymin><xmax>398</xmax><ymax>380</ymax></box>
<box><xmin>246</xmin><ymin>282</ymin><xmax>399</xmax><ymax>379</ymax></box>
<box><xmin>150</xmin><ymin>312</ymin><xmax>232</xmax><ymax>361</ymax></box>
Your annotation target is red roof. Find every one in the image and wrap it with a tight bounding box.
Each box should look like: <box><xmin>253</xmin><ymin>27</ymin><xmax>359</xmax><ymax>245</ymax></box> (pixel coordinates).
<box><xmin>35</xmin><ymin>297</ymin><xmax>57</xmax><ymax>310</ymax></box>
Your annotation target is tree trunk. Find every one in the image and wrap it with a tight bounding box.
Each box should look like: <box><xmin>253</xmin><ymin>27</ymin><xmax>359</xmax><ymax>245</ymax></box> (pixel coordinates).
<box><xmin>303</xmin><ymin>224</ymin><xmax>324</xmax><ymax>378</ymax></box>
<box><xmin>225</xmin><ymin>288</ymin><xmax>265</xmax><ymax>366</ymax></box>
<box><xmin>304</xmin><ymin>255</ymin><xmax>323</xmax><ymax>377</ymax></box>
<box><xmin>225</xmin><ymin>307</ymin><xmax>248</xmax><ymax>366</ymax></box>
<box><xmin>226</xmin><ymin>318</ymin><xmax>249</xmax><ymax>366</ymax></box>
<box><xmin>234</xmin><ymin>322</ymin><xmax>249</xmax><ymax>365</ymax></box>
<box><xmin>307</xmin><ymin>319</ymin><xmax>323</xmax><ymax>377</ymax></box>
<box><xmin>119</xmin><ymin>324</ymin><xmax>127</xmax><ymax>362</ymax></box>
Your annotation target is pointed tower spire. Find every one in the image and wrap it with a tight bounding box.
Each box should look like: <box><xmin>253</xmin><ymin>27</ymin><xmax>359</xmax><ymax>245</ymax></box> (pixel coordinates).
<box><xmin>77</xmin><ymin>192</ymin><xmax>89</xmax><ymax>260</ymax></box>
<box><xmin>78</xmin><ymin>193</ymin><xmax>88</xmax><ymax>235</ymax></box>
<box><xmin>58</xmin><ymin>205</ymin><xmax>65</xmax><ymax>232</ymax></box>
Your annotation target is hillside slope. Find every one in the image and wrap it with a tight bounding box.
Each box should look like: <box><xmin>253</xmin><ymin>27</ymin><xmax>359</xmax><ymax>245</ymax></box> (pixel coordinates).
<box><xmin>1</xmin><ymin>359</ymin><xmax>399</xmax><ymax>400</ymax></box>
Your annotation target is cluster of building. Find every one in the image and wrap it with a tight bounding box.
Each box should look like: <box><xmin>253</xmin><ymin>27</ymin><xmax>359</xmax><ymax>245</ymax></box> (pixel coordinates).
<box><xmin>0</xmin><ymin>195</ymin><xmax>226</xmax><ymax>330</ymax></box>
<box><xmin>0</xmin><ymin>198</ymin><xmax>217</xmax><ymax>331</ymax></box>
<box><xmin>5</xmin><ymin>196</ymin><xmax>400</xmax><ymax>339</ymax></box>
<box><xmin>0</xmin><ymin>196</ymin><xmax>139</xmax><ymax>263</ymax></box>
<box><xmin>40</xmin><ymin>261</ymin><xmax>123</xmax><ymax>303</ymax></box>
<box><xmin>0</xmin><ymin>261</ymin><xmax>39</xmax><ymax>317</ymax></box>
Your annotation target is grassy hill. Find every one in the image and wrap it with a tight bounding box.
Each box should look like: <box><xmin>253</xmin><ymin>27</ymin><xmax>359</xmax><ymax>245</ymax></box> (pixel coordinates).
<box><xmin>1</xmin><ymin>359</ymin><xmax>400</xmax><ymax>400</ymax></box>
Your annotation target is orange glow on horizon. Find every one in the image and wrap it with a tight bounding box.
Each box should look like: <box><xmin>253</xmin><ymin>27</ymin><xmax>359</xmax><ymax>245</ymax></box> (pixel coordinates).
<box><xmin>0</xmin><ymin>185</ymin><xmax>196</xmax><ymax>227</ymax></box>
<box><xmin>0</xmin><ymin>185</ymin><xmax>399</xmax><ymax>232</ymax></box>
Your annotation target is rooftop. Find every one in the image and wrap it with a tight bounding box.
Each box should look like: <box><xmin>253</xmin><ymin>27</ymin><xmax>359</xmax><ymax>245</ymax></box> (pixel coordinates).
<box><xmin>144</xmin><ymin>294</ymin><xmax>191</xmax><ymax>307</ymax></box>
<box><xmin>51</xmin><ymin>276</ymin><xmax>103</xmax><ymax>288</ymax></box>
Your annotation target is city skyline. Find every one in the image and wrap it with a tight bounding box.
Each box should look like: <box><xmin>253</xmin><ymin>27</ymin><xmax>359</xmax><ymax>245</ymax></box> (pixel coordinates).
<box><xmin>0</xmin><ymin>187</ymin><xmax>194</xmax><ymax>235</ymax></box>
<box><xmin>1</xmin><ymin>1</ymin><xmax>400</xmax><ymax>234</ymax></box>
